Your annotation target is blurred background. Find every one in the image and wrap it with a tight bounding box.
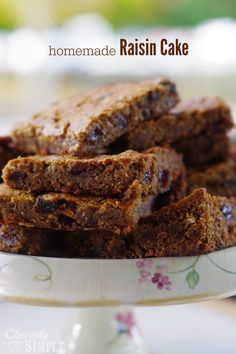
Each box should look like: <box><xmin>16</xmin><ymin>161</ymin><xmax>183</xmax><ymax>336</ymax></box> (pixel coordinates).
<box><xmin>0</xmin><ymin>0</ymin><xmax>235</xmax><ymax>132</ymax></box>
<box><xmin>0</xmin><ymin>1</ymin><xmax>236</xmax><ymax>353</ymax></box>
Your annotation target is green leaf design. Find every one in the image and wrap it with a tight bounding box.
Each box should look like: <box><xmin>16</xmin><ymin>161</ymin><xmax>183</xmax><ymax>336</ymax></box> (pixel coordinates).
<box><xmin>186</xmin><ymin>269</ymin><xmax>200</xmax><ymax>289</ymax></box>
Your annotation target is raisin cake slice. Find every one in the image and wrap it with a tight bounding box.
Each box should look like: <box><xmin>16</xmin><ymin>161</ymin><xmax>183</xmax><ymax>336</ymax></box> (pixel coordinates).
<box><xmin>1</xmin><ymin>189</ymin><xmax>235</xmax><ymax>258</ymax></box>
<box><xmin>187</xmin><ymin>158</ymin><xmax>236</xmax><ymax>197</ymax></box>
<box><xmin>0</xmin><ymin>182</ymin><xmax>156</xmax><ymax>234</ymax></box>
<box><xmin>3</xmin><ymin>147</ymin><xmax>184</xmax><ymax>196</ymax></box>
<box><xmin>127</xmin><ymin>97</ymin><xmax>233</xmax><ymax>151</ymax></box>
<box><xmin>12</xmin><ymin>78</ymin><xmax>178</xmax><ymax>156</ymax></box>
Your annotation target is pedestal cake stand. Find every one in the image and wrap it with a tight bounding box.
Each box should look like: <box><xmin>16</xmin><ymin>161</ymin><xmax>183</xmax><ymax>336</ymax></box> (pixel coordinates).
<box><xmin>0</xmin><ymin>246</ymin><xmax>236</xmax><ymax>354</ymax></box>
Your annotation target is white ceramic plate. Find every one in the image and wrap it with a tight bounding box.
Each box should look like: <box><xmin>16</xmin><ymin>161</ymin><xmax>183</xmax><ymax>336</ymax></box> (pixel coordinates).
<box><xmin>1</xmin><ymin>246</ymin><xmax>236</xmax><ymax>307</ymax></box>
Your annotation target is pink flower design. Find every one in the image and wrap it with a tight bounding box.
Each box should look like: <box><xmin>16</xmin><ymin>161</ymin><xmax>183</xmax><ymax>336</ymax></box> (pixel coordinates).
<box><xmin>138</xmin><ymin>269</ymin><xmax>152</xmax><ymax>284</ymax></box>
<box><xmin>151</xmin><ymin>272</ymin><xmax>171</xmax><ymax>290</ymax></box>
<box><xmin>136</xmin><ymin>259</ymin><xmax>153</xmax><ymax>269</ymax></box>
<box><xmin>136</xmin><ymin>259</ymin><xmax>153</xmax><ymax>283</ymax></box>
<box><xmin>136</xmin><ymin>260</ymin><xmax>172</xmax><ymax>290</ymax></box>
<box><xmin>115</xmin><ymin>312</ymin><xmax>135</xmax><ymax>337</ymax></box>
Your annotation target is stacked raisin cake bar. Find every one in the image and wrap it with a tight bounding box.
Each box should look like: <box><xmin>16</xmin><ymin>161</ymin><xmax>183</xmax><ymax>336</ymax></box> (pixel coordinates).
<box><xmin>0</xmin><ymin>78</ymin><xmax>185</xmax><ymax>253</ymax></box>
<box><xmin>0</xmin><ymin>77</ymin><xmax>236</xmax><ymax>258</ymax></box>
<box><xmin>0</xmin><ymin>148</ymin><xmax>185</xmax><ymax>234</ymax></box>
<box><xmin>1</xmin><ymin>188</ymin><xmax>236</xmax><ymax>258</ymax></box>
<box><xmin>112</xmin><ymin>96</ymin><xmax>233</xmax><ymax>167</ymax></box>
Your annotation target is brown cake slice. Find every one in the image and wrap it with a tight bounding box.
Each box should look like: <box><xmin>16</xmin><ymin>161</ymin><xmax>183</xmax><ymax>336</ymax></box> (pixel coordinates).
<box><xmin>1</xmin><ymin>189</ymin><xmax>236</xmax><ymax>258</ymax></box>
<box><xmin>0</xmin><ymin>224</ymin><xmax>55</xmax><ymax>256</ymax></box>
<box><xmin>62</xmin><ymin>189</ymin><xmax>236</xmax><ymax>258</ymax></box>
<box><xmin>126</xmin><ymin>96</ymin><xmax>233</xmax><ymax>151</ymax></box>
<box><xmin>112</xmin><ymin>132</ymin><xmax>231</xmax><ymax>168</ymax></box>
<box><xmin>187</xmin><ymin>158</ymin><xmax>236</xmax><ymax>197</ymax></box>
<box><xmin>172</xmin><ymin>132</ymin><xmax>231</xmax><ymax>167</ymax></box>
<box><xmin>12</xmin><ymin>78</ymin><xmax>178</xmax><ymax>156</ymax></box>
<box><xmin>3</xmin><ymin>147</ymin><xmax>184</xmax><ymax>196</ymax></box>
<box><xmin>0</xmin><ymin>182</ymin><xmax>158</xmax><ymax>234</ymax></box>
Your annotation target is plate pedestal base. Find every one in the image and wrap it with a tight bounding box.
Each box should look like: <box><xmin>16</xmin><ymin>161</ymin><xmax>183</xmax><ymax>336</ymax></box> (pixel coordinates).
<box><xmin>62</xmin><ymin>307</ymin><xmax>148</xmax><ymax>354</ymax></box>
